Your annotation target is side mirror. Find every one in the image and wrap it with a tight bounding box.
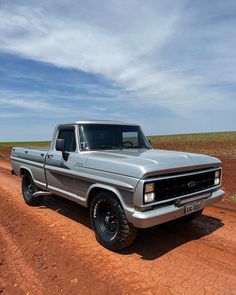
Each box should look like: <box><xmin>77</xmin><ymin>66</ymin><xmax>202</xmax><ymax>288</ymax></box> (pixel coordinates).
<box><xmin>148</xmin><ymin>139</ymin><xmax>152</xmax><ymax>146</ymax></box>
<box><xmin>56</xmin><ymin>139</ymin><xmax>65</xmax><ymax>152</ymax></box>
<box><xmin>56</xmin><ymin>139</ymin><xmax>70</xmax><ymax>161</ymax></box>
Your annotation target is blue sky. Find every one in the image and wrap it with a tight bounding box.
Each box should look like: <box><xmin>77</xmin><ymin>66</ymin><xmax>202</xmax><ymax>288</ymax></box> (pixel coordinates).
<box><xmin>0</xmin><ymin>0</ymin><xmax>236</xmax><ymax>141</ymax></box>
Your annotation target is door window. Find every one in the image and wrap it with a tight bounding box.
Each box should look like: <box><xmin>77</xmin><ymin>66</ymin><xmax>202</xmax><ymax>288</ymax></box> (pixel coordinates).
<box><xmin>57</xmin><ymin>129</ymin><xmax>76</xmax><ymax>152</ymax></box>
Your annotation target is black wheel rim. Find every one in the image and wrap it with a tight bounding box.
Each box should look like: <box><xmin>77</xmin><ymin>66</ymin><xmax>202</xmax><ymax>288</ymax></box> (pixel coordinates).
<box><xmin>95</xmin><ymin>202</ymin><xmax>118</xmax><ymax>241</ymax></box>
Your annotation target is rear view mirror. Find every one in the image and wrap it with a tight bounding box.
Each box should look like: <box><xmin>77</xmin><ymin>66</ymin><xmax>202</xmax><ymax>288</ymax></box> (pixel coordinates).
<box><xmin>56</xmin><ymin>138</ymin><xmax>70</xmax><ymax>161</ymax></box>
<box><xmin>56</xmin><ymin>139</ymin><xmax>65</xmax><ymax>152</ymax></box>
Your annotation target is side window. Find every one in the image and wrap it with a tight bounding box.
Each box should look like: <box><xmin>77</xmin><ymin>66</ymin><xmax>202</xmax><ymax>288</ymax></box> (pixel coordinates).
<box><xmin>57</xmin><ymin>129</ymin><xmax>76</xmax><ymax>152</ymax></box>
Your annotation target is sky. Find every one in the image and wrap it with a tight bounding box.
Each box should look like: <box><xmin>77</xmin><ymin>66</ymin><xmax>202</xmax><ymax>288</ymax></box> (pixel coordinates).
<box><xmin>0</xmin><ymin>0</ymin><xmax>236</xmax><ymax>141</ymax></box>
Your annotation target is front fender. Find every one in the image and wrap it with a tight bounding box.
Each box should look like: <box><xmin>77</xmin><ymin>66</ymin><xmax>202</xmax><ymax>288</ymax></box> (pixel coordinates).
<box><xmin>86</xmin><ymin>183</ymin><xmax>134</xmax><ymax>221</ymax></box>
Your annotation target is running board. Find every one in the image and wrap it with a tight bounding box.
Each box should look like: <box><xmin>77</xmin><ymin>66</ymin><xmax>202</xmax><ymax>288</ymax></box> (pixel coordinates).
<box><xmin>32</xmin><ymin>191</ymin><xmax>52</xmax><ymax>198</ymax></box>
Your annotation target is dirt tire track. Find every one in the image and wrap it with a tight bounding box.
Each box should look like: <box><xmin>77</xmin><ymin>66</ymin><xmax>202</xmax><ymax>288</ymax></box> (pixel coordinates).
<box><xmin>0</xmin><ymin>160</ymin><xmax>236</xmax><ymax>295</ymax></box>
<box><xmin>0</xmin><ymin>224</ymin><xmax>44</xmax><ymax>295</ymax></box>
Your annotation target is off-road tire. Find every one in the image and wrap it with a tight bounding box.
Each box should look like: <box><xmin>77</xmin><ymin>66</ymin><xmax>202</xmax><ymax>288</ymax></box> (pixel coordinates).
<box><xmin>90</xmin><ymin>191</ymin><xmax>137</xmax><ymax>251</ymax></box>
<box><xmin>22</xmin><ymin>173</ymin><xmax>43</xmax><ymax>206</ymax></box>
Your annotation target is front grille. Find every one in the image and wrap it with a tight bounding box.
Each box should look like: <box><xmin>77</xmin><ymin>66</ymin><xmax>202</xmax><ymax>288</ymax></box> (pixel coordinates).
<box><xmin>154</xmin><ymin>170</ymin><xmax>217</xmax><ymax>202</ymax></box>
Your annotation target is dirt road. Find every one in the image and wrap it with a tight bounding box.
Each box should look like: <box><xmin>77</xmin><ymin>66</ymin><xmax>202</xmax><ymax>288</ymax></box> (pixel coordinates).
<box><xmin>0</xmin><ymin>159</ymin><xmax>235</xmax><ymax>295</ymax></box>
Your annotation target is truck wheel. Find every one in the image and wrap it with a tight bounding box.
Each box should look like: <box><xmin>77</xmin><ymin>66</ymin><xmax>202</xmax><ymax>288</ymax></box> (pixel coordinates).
<box><xmin>90</xmin><ymin>191</ymin><xmax>137</xmax><ymax>251</ymax></box>
<box><xmin>180</xmin><ymin>209</ymin><xmax>203</xmax><ymax>222</ymax></box>
<box><xmin>22</xmin><ymin>173</ymin><xmax>42</xmax><ymax>206</ymax></box>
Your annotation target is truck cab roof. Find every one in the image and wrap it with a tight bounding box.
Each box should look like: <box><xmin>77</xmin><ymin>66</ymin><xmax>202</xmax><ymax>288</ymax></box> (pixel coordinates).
<box><xmin>57</xmin><ymin>120</ymin><xmax>139</xmax><ymax>126</ymax></box>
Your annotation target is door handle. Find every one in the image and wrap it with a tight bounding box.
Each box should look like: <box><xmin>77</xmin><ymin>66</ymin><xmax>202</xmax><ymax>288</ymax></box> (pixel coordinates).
<box><xmin>47</xmin><ymin>154</ymin><xmax>53</xmax><ymax>159</ymax></box>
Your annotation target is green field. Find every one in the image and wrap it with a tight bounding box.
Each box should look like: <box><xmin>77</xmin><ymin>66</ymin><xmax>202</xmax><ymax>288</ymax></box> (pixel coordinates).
<box><xmin>148</xmin><ymin>131</ymin><xmax>236</xmax><ymax>144</ymax></box>
<box><xmin>0</xmin><ymin>141</ymin><xmax>50</xmax><ymax>146</ymax></box>
<box><xmin>148</xmin><ymin>131</ymin><xmax>236</xmax><ymax>159</ymax></box>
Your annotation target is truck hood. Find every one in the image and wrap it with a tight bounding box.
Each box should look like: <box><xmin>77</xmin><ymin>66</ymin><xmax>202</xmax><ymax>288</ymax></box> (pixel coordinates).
<box><xmin>85</xmin><ymin>149</ymin><xmax>221</xmax><ymax>178</ymax></box>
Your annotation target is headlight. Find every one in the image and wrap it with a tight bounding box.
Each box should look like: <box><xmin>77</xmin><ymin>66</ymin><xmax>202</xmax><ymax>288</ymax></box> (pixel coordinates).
<box><xmin>144</xmin><ymin>192</ymin><xmax>155</xmax><ymax>203</ymax></box>
<box><xmin>145</xmin><ymin>182</ymin><xmax>155</xmax><ymax>193</ymax></box>
<box><xmin>144</xmin><ymin>182</ymin><xmax>155</xmax><ymax>203</ymax></box>
<box><xmin>214</xmin><ymin>170</ymin><xmax>221</xmax><ymax>185</ymax></box>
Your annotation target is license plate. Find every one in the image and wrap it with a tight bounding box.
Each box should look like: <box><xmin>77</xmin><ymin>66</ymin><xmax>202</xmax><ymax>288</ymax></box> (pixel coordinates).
<box><xmin>185</xmin><ymin>200</ymin><xmax>203</xmax><ymax>215</ymax></box>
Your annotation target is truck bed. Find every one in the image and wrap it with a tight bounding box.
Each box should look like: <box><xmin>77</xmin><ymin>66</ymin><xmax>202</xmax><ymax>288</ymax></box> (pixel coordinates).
<box><xmin>12</xmin><ymin>147</ymin><xmax>49</xmax><ymax>163</ymax></box>
<box><xmin>11</xmin><ymin>147</ymin><xmax>49</xmax><ymax>191</ymax></box>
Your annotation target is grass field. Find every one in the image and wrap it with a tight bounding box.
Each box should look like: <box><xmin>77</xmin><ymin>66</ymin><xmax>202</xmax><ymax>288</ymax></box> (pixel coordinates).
<box><xmin>149</xmin><ymin>131</ymin><xmax>236</xmax><ymax>159</ymax></box>
<box><xmin>0</xmin><ymin>131</ymin><xmax>235</xmax><ymax>160</ymax></box>
<box><xmin>0</xmin><ymin>141</ymin><xmax>50</xmax><ymax>146</ymax></box>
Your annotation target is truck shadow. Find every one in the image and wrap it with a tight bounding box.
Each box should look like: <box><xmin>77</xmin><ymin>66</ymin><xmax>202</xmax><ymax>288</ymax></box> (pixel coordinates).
<box><xmin>39</xmin><ymin>195</ymin><xmax>224</xmax><ymax>260</ymax></box>
<box><xmin>40</xmin><ymin>195</ymin><xmax>91</xmax><ymax>228</ymax></box>
<box><xmin>121</xmin><ymin>215</ymin><xmax>224</xmax><ymax>260</ymax></box>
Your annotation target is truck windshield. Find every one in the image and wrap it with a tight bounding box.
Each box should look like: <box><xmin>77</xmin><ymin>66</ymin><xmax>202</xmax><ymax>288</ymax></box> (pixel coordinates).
<box><xmin>79</xmin><ymin>124</ymin><xmax>151</xmax><ymax>151</ymax></box>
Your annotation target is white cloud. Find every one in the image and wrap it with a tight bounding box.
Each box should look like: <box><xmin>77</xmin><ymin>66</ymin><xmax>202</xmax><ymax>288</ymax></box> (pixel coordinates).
<box><xmin>0</xmin><ymin>97</ymin><xmax>59</xmax><ymax>112</ymax></box>
<box><xmin>0</xmin><ymin>0</ymin><xmax>235</xmax><ymax>118</ymax></box>
<box><xmin>0</xmin><ymin>89</ymin><xmax>114</xmax><ymax>120</ymax></box>
<box><xmin>0</xmin><ymin>112</ymin><xmax>22</xmax><ymax>119</ymax></box>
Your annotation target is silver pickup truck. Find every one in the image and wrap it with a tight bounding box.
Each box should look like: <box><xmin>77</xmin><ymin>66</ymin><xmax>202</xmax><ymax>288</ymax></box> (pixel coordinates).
<box><xmin>11</xmin><ymin>120</ymin><xmax>224</xmax><ymax>250</ymax></box>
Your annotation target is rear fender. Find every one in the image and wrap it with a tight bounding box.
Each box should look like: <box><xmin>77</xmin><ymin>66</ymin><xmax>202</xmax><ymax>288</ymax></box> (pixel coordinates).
<box><xmin>19</xmin><ymin>166</ymin><xmax>35</xmax><ymax>181</ymax></box>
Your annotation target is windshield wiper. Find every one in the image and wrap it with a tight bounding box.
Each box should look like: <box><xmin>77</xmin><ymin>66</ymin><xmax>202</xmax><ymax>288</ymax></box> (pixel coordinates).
<box><xmin>121</xmin><ymin>145</ymin><xmax>142</xmax><ymax>149</ymax></box>
<box><xmin>98</xmin><ymin>145</ymin><xmax>116</xmax><ymax>149</ymax></box>
<box><xmin>97</xmin><ymin>145</ymin><xmax>147</xmax><ymax>150</ymax></box>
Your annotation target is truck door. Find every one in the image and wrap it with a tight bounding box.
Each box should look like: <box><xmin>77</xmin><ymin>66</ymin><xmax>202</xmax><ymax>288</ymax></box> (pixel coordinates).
<box><xmin>45</xmin><ymin>125</ymin><xmax>86</xmax><ymax>198</ymax></box>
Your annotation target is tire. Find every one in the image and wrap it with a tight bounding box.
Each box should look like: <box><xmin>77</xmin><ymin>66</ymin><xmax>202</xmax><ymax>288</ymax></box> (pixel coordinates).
<box><xmin>180</xmin><ymin>209</ymin><xmax>203</xmax><ymax>222</ymax></box>
<box><xmin>22</xmin><ymin>173</ymin><xmax>43</xmax><ymax>206</ymax></box>
<box><xmin>90</xmin><ymin>191</ymin><xmax>137</xmax><ymax>251</ymax></box>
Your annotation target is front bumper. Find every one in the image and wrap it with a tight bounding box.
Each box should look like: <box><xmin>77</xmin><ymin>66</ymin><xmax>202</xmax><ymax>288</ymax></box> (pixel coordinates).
<box><xmin>130</xmin><ymin>189</ymin><xmax>224</xmax><ymax>228</ymax></box>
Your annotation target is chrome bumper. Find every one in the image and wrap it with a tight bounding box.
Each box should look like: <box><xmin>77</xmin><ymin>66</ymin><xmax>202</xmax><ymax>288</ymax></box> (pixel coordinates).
<box><xmin>130</xmin><ymin>189</ymin><xmax>224</xmax><ymax>228</ymax></box>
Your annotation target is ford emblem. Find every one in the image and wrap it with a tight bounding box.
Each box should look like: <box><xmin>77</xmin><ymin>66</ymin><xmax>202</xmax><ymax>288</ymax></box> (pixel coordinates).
<box><xmin>188</xmin><ymin>181</ymin><xmax>197</xmax><ymax>188</ymax></box>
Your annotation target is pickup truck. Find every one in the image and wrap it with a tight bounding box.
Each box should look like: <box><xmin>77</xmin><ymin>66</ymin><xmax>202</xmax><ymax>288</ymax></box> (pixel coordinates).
<box><xmin>11</xmin><ymin>120</ymin><xmax>224</xmax><ymax>251</ymax></box>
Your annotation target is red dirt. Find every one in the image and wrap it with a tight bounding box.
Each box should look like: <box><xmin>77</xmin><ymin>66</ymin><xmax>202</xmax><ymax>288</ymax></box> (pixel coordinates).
<box><xmin>0</xmin><ymin>152</ymin><xmax>236</xmax><ymax>294</ymax></box>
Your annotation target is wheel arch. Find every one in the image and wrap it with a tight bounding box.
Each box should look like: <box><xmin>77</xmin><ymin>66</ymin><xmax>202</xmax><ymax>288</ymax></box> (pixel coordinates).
<box><xmin>86</xmin><ymin>184</ymin><xmax>132</xmax><ymax>213</ymax></box>
<box><xmin>19</xmin><ymin>166</ymin><xmax>34</xmax><ymax>179</ymax></box>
